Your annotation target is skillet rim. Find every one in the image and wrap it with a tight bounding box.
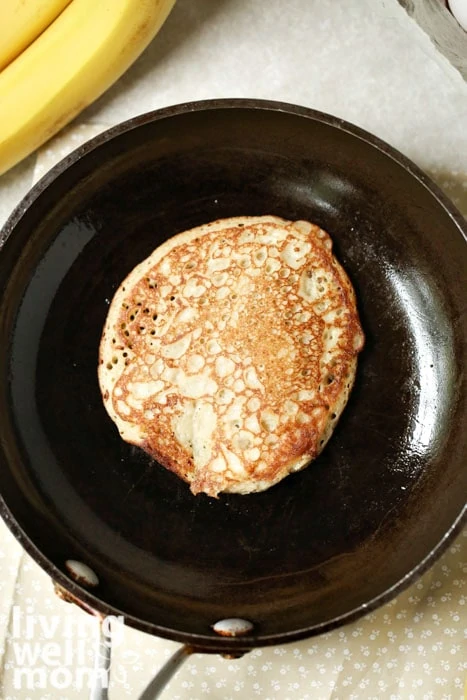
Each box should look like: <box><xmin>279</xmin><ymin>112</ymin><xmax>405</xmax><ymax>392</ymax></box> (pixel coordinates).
<box><xmin>0</xmin><ymin>98</ymin><xmax>466</xmax><ymax>651</ymax></box>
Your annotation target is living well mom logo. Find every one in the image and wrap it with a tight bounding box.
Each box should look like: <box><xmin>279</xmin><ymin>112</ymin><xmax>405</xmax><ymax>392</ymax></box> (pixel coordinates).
<box><xmin>9</xmin><ymin>605</ymin><xmax>125</xmax><ymax>691</ymax></box>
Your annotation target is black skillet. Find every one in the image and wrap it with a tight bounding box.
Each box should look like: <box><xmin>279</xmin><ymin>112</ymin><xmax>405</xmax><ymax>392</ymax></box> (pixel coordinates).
<box><xmin>0</xmin><ymin>100</ymin><xmax>466</xmax><ymax>669</ymax></box>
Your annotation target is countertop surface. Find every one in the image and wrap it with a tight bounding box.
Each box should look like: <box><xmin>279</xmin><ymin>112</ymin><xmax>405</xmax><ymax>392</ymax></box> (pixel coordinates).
<box><xmin>0</xmin><ymin>0</ymin><xmax>466</xmax><ymax>698</ymax></box>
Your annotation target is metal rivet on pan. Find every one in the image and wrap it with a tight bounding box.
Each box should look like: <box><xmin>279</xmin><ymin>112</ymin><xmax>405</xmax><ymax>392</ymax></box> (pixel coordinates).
<box><xmin>65</xmin><ymin>560</ymin><xmax>99</xmax><ymax>588</ymax></box>
<box><xmin>212</xmin><ymin>618</ymin><xmax>254</xmax><ymax>637</ymax></box>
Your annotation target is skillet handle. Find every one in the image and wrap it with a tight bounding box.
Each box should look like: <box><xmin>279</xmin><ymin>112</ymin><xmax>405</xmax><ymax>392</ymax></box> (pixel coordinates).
<box><xmin>138</xmin><ymin>645</ymin><xmax>193</xmax><ymax>700</ymax></box>
<box><xmin>88</xmin><ymin>625</ymin><xmax>192</xmax><ymax>700</ymax></box>
<box><xmin>89</xmin><ymin>616</ymin><xmax>112</xmax><ymax>700</ymax></box>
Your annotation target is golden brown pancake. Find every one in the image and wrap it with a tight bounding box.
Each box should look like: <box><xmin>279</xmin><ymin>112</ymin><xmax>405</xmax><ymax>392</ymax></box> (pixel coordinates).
<box><xmin>98</xmin><ymin>216</ymin><xmax>364</xmax><ymax>497</ymax></box>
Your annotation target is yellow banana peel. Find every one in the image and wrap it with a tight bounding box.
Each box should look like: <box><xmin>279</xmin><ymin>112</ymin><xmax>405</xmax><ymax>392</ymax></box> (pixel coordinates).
<box><xmin>0</xmin><ymin>0</ymin><xmax>175</xmax><ymax>176</ymax></box>
<box><xmin>0</xmin><ymin>0</ymin><xmax>73</xmax><ymax>71</ymax></box>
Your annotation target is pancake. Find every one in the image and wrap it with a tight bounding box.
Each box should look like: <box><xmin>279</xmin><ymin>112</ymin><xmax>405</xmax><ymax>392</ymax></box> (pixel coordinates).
<box><xmin>98</xmin><ymin>215</ymin><xmax>364</xmax><ymax>497</ymax></box>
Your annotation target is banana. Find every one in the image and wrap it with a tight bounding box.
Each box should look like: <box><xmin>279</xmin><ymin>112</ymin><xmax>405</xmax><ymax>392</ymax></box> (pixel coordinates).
<box><xmin>0</xmin><ymin>0</ymin><xmax>72</xmax><ymax>71</ymax></box>
<box><xmin>0</xmin><ymin>0</ymin><xmax>175</xmax><ymax>176</ymax></box>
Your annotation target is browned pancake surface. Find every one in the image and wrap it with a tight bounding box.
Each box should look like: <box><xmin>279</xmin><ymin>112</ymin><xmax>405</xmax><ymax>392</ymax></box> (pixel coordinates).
<box><xmin>99</xmin><ymin>216</ymin><xmax>364</xmax><ymax>496</ymax></box>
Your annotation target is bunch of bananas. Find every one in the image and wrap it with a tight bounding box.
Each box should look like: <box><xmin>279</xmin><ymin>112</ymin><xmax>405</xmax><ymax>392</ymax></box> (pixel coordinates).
<box><xmin>0</xmin><ymin>0</ymin><xmax>175</xmax><ymax>176</ymax></box>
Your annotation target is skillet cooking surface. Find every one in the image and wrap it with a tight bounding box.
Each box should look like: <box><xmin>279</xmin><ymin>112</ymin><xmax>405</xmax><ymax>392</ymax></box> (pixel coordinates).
<box><xmin>0</xmin><ymin>100</ymin><xmax>466</xmax><ymax>651</ymax></box>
